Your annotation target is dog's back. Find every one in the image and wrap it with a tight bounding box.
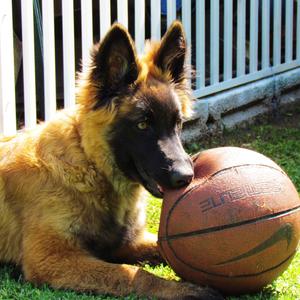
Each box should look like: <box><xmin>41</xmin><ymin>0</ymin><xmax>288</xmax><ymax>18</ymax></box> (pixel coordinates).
<box><xmin>0</xmin><ymin>116</ymin><xmax>76</xmax><ymax>264</ymax></box>
<box><xmin>0</xmin><ymin>129</ymin><xmax>39</xmax><ymax>263</ymax></box>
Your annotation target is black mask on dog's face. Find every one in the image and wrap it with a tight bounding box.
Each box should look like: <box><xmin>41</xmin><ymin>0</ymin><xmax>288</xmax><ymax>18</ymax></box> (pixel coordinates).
<box><xmin>109</xmin><ymin>83</ymin><xmax>194</xmax><ymax>198</ymax></box>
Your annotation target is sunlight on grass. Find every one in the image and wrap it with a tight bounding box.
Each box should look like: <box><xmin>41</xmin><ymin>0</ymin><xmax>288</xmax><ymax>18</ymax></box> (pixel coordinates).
<box><xmin>143</xmin><ymin>264</ymin><xmax>180</xmax><ymax>281</ymax></box>
<box><xmin>146</xmin><ymin>195</ymin><xmax>162</xmax><ymax>234</ymax></box>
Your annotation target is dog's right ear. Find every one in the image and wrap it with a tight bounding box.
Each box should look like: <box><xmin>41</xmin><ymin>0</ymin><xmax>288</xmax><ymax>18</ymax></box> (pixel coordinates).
<box><xmin>153</xmin><ymin>21</ymin><xmax>187</xmax><ymax>83</ymax></box>
<box><xmin>91</xmin><ymin>24</ymin><xmax>138</xmax><ymax>109</ymax></box>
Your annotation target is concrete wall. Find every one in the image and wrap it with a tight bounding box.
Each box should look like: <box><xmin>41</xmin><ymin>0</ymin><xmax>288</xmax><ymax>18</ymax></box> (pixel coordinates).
<box><xmin>182</xmin><ymin>68</ymin><xmax>300</xmax><ymax>144</ymax></box>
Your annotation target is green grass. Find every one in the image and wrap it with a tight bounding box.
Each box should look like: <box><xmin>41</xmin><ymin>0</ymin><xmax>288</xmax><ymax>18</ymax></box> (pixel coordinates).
<box><xmin>0</xmin><ymin>108</ymin><xmax>299</xmax><ymax>299</ymax></box>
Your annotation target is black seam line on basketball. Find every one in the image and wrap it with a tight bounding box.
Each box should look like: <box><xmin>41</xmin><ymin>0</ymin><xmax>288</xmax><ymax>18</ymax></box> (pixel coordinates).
<box><xmin>159</xmin><ymin>205</ymin><xmax>300</xmax><ymax>242</ymax></box>
<box><xmin>166</xmin><ymin>244</ymin><xmax>296</xmax><ymax>278</ymax></box>
<box><xmin>158</xmin><ymin>236</ymin><xmax>168</xmax><ymax>262</ymax></box>
<box><xmin>197</xmin><ymin>163</ymin><xmax>286</xmax><ymax>181</ymax></box>
<box><xmin>215</xmin><ymin>223</ymin><xmax>293</xmax><ymax>265</ymax></box>
<box><xmin>164</xmin><ymin>163</ymin><xmax>288</xmax><ymax>241</ymax></box>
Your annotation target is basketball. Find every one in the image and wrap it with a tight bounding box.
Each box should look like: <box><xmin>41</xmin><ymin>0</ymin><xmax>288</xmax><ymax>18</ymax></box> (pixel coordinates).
<box><xmin>158</xmin><ymin>147</ymin><xmax>300</xmax><ymax>295</ymax></box>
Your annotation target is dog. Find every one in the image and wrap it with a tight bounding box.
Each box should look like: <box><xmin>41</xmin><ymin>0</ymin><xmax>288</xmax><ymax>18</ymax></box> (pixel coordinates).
<box><xmin>0</xmin><ymin>21</ymin><xmax>222</xmax><ymax>299</ymax></box>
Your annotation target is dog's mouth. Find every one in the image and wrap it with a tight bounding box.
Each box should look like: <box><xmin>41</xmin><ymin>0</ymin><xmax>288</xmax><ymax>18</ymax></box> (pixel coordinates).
<box><xmin>133</xmin><ymin>160</ymin><xmax>163</xmax><ymax>198</ymax></box>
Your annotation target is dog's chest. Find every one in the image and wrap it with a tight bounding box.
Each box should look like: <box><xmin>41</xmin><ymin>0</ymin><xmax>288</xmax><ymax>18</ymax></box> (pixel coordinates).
<box><xmin>73</xmin><ymin>192</ymin><xmax>146</xmax><ymax>260</ymax></box>
<box><xmin>81</xmin><ymin>215</ymin><xmax>136</xmax><ymax>260</ymax></box>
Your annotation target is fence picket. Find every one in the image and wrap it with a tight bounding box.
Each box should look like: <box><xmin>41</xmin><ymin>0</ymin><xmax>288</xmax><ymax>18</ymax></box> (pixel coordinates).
<box><xmin>21</xmin><ymin>0</ymin><xmax>37</xmax><ymax>128</ymax></box>
<box><xmin>262</xmin><ymin>0</ymin><xmax>270</xmax><ymax>69</ymax></box>
<box><xmin>237</xmin><ymin>0</ymin><xmax>246</xmax><ymax>76</ymax></box>
<box><xmin>297</xmin><ymin>0</ymin><xmax>300</xmax><ymax>60</ymax></box>
<box><xmin>285</xmin><ymin>0</ymin><xmax>294</xmax><ymax>62</ymax></box>
<box><xmin>135</xmin><ymin>0</ymin><xmax>145</xmax><ymax>54</ymax></box>
<box><xmin>0</xmin><ymin>1</ymin><xmax>16</xmax><ymax>135</ymax></box>
<box><xmin>273</xmin><ymin>0</ymin><xmax>282</xmax><ymax>66</ymax></box>
<box><xmin>182</xmin><ymin>0</ymin><xmax>191</xmax><ymax>67</ymax></box>
<box><xmin>196</xmin><ymin>0</ymin><xmax>205</xmax><ymax>88</ymax></box>
<box><xmin>224</xmin><ymin>0</ymin><xmax>233</xmax><ymax>81</ymax></box>
<box><xmin>117</xmin><ymin>0</ymin><xmax>128</xmax><ymax>28</ymax></box>
<box><xmin>250</xmin><ymin>0</ymin><xmax>258</xmax><ymax>73</ymax></box>
<box><xmin>100</xmin><ymin>0</ymin><xmax>111</xmax><ymax>38</ymax></box>
<box><xmin>151</xmin><ymin>0</ymin><xmax>161</xmax><ymax>40</ymax></box>
<box><xmin>210</xmin><ymin>0</ymin><xmax>219</xmax><ymax>84</ymax></box>
<box><xmin>81</xmin><ymin>0</ymin><xmax>93</xmax><ymax>67</ymax></box>
<box><xmin>42</xmin><ymin>0</ymin><xmax>56</xmax><ymax>121</ymax></box>
<box><xmin>167</xmin><ymin>0</ymin><xmax>176</xmax><ymax>27</ymax></box>
<box><xmin>62</xmin><ymin>0</ymin><xmax>75</xmax><ymax>108</ymax></box>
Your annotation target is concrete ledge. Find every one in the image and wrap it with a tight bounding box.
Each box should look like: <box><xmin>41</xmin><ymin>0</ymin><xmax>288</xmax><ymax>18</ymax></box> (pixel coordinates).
<box><xmin>182</xmin><ymin>67</ymin><xmax>300</xmax><ymax>144</ymax></box>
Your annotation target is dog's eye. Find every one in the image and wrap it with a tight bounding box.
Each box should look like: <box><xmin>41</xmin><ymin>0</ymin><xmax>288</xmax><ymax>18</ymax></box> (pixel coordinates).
<box><xmin>137</xmin><ymin>121</ymin><xmax>149</xmax><ymax>130</ymax></box>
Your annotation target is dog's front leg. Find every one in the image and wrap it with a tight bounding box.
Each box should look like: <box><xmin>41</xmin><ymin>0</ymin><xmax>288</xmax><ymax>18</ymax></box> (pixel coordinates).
<box><xmin>22</xmin><ymin>228</ymin><xmax>223</xmax><ymax>299</ymax></box>
<box><xmin>22</xmin><ymin>228</ymin><xmax>135</xmax><ymax>296</ymax></box>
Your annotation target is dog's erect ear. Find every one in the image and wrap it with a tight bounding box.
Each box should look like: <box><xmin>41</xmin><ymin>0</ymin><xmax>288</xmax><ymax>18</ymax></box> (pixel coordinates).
<box><xmin>154</xmin><ymin>21</ymin><xmax>187</xmax><ymax>83</ymax></box>
<box><xmin>91</xmin><ymin>23</ymin><xmax>138</xmax><ymax>107</ymax></box>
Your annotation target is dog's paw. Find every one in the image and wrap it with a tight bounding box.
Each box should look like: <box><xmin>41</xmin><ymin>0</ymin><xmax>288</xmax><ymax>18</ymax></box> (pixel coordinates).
<box><xmin>158</xmin><ymin>280</ymin><xmax>224</xmax><ymax>300</ymax></box>
<box><xmin>182</xmin><ymin>285</ymin><xmax>224</xmax><ymax>300</ymax></box>
<box><xmin>134</xmin><ymin>267</ymin><xmax>224</xmax><ymax>300</ymax></box>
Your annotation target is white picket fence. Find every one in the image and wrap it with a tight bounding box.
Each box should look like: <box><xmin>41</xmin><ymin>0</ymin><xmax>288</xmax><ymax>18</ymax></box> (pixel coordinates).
<box><xmin>0</xmin><ymin>0</ymin><xmax>300</xmax><ymax>136</ymax></box>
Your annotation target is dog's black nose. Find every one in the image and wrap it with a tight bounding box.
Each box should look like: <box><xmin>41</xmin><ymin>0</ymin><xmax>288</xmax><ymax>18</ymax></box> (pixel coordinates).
<box><xmin>170</xmin><ymin>167</ymin><xmax>194</xmax><ymax>188</ymax></box>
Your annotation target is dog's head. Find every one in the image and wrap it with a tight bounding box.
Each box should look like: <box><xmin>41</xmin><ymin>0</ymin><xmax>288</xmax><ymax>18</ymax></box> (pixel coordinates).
<box><xmin>77</xmin><ymin>21</ymin><xmax>194</xmax><ymax>198</ymax></box>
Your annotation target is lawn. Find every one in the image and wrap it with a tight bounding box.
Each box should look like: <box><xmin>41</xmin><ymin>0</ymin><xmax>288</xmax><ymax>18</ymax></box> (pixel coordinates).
<box><xmin>0</xmin><ymin>106</ymin><xmax>299</xmax><ymax>299</ymax></box>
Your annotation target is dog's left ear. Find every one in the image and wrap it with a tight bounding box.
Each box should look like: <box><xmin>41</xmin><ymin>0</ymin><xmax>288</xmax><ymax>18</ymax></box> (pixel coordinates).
<box><xmin>154</xmin><ymin>21</ymin><xmax>187</xmax><ymax>83</ymax></box>
<box><xmin>91</xmin><ymin>23</ymin><xmax>138</xmax><ymax>107</ymax></box>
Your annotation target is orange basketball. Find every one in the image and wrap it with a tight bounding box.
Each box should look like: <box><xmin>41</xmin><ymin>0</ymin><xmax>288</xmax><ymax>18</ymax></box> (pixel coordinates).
<box><xmin>158</xmin><ymin>147</ymin><xmax>300</xmax><ymax>295</ymax></box>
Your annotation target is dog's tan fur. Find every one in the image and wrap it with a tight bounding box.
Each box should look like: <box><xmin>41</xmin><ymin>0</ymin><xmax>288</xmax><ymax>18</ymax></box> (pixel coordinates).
<box><xmin>0</xmin><ymin>22</ymin><xmax>221</xmax><ymax>299</ymax></box>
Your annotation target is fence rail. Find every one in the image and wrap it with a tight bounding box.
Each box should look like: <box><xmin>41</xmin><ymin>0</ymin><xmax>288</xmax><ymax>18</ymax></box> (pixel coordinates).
<box><xmin>0</xmin><ymin>0</ymin><xmax>300</xmax><ymax>136</ymax></box>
